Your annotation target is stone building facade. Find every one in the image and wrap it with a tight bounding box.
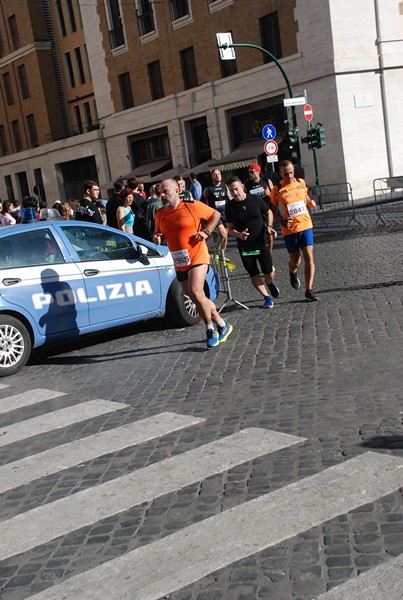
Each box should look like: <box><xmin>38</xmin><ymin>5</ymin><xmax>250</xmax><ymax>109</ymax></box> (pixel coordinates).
<box><xmin>0</xmin><ymin>0</ymin><xmax>401</xmax><ymax>203</ymax></box>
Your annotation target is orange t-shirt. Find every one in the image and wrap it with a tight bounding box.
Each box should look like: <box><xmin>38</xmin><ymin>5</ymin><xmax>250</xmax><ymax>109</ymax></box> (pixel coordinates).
<box><xmin>270</xmin><ymin>178</ymin><xmax>313</xmax><ymax>236</ymax></box>
<box><xmin>154</xmin><ymin>201</ymin><xmax>216</xmax><ymax>271</ymax></box>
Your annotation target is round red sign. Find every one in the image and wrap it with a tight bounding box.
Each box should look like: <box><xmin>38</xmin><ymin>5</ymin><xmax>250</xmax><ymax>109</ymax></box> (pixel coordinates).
<box><xmin>304</xmin><ymin>104</ymin><xmax>313</xmax><ymax>122</ymax></box>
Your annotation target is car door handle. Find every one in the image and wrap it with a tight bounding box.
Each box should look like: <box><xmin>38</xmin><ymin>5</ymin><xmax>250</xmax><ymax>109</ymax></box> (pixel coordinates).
<box><xmin>83</xmin><ymin>269</ymin><xmax>100</xmax><ymax>277</ymax></box>
<box><xmin>2</xmin><ymin>278</ymin><xmax>21</xmax><ymax>286</ymax></box>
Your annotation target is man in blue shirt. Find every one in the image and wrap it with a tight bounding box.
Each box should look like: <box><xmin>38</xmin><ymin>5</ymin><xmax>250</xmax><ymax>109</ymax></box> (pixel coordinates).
<box><xmin>189</xmin><ymin>173</ymin><xmax>202</xmax><ymax>200</ymax></box>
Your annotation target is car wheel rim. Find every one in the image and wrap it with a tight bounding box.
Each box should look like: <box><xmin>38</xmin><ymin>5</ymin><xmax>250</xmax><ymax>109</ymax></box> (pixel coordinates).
<box><xmin>0</xmin><ymin>324</ymin><xmax>25</xmax><ymax>367</ymax></box>
<box><xmin>184</xmin><ymin>294</ymin><xmax>198</xmax><ymax>318</ymax></box>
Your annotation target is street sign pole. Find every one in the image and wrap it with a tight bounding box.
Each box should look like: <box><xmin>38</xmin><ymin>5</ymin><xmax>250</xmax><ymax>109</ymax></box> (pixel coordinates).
<box><xmin>216</xmin><ymin>40</ymin><xmax>302</xmax><ymax>166</ymax></box>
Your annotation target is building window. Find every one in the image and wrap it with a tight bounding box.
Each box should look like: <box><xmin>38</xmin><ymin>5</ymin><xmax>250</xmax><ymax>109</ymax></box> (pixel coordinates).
<box><xmin>73</xmin><ymin>105</ymin><xmax>83</xmax><ymax>134</ymax></box>
<box><xmin>11</xmin><ymin>120</ymin><xmax>23</xmax><ymax>152</ymax></box>
<box><xmin>170</xmin><ymin>0</ymin><xmax>190</xmax><ymax>21</ymax></box>
<box><xmin>67</xmin><ymin>0</ymin><xmax>77</xmax><ymax>33</ymax></box>
<box><xmin>119</xmin><ymin>72</ymin><xmax>134</xmax><ymax>110</ymax></box>
<box><xmin>260</xmin><ymin>12</ymin><xmax>282</xmax><ymax>62</ymax></box>
<box><xmin>26</xmin><ymin>114</ymin><xmax>39</xmax><ymax>148</ymax></box>
<box><xmin>106</xmin><ymin>0</ymin><xmax>125</xmax><ymax>48</ymax></box>
<box><xmin>148</xmin><ymin>60</ymin><xmax>164</xmax><ymax>100</ymax></box>
<box><xmin>16</xmin><ymin>171</ymin><xmax>30</xmax><ymax>199</ymax></box>
<box><xmin>83</xmin><ymin>44</ymin><xmax>92</xmax><ymax>81</ymax></box>
<box><xmin>2</xmin><ymin>73</ymin><xmax>15</xmax><ymax>105</ymax></box>
<box><xmin>0</xmin><ymin>31</ymin><xmax>4</xmax><ymax>58</ymax></box>
<box><xmin>180</xmin><ymin>46</ymin><xmax>198</xmax><ymax>90</ymax></box>
<box><xmin>130</xmin><ymin>129</ymin><xmax>170</xmax><ymax>163</ymax></box>
<box><xmin>0</xmin><ymin>125</ymin><xmax>8</xmax><ymax>156</ymax></box>
<box><xmin>55</xmin><ymin>0</ymin><xmax>67</xmax><ymax>37</ymax></box>
<box><xmin>4</xmin><ymin>175</ymin><xmax>15</xmax><ymax>202</ymax></box>
<box><xmin>8</xmin><ymin>15</ymin><xmax>20</xmax><ymax>51</ymax></box>
<box><xmin>17</xmin><ymin>65</ymin><xmax>30</xmax><ymax>100</ymax></box>
<box><xmin>74</xmin><ymin>47</ymin><xmax>86</xmax><ymax>84</ymax></box>
<box><xmin>33</xmin><ymin>168</ymin><xmax>46</xmax><ymax>203</ymax></box>
<box><xmin>83</xmin><ymin>102</ymin><xmax>93</xmax><ymax>129</ymax></box>
<box><xmin>136</xmin><ymin>1</ymin><xmax>155</xmax><ymax>36</ymax></box>
<box><xmin>64</xmin><ymin>51</ymin><xmax>76</xmax><ymax>87</ymax></box>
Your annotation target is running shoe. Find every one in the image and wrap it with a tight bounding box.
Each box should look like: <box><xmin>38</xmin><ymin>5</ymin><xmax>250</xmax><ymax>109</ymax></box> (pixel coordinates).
<box><xmin>305</xmin><ymin>289</ymin><xmax>319</xmax><ymax>302</ymax></box>
<box><xmin>263</xmin><ymin>296</ymin><xmax>273</xmax><ymax>308</ymax></box>
<box><xmin>206</xmin><ymin>329</ymin><xmax>219</xmax><ymax>348</ymax></box>
<box><xmin>289</xmin><ymin>271</ymin><xmax>301</xmax><ymax>289</ymax></box>
<box><xmin>217</xmin><ymin>323</ymin><xmax>233</xmax><ymax>343</ymax></box>
<box><xmin>268</xmin><ymin>282</ymin><xmax>280</xmax><ymax>298</ymax></box>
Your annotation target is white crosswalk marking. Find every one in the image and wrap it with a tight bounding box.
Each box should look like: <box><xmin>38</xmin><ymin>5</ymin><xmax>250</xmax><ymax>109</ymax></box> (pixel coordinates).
<box><xmin>0</xmin><ymin>388</ymin><xmax>66</xmax><ymax>414</ymax></box>
<box><xmin>0</xmin><ymin>399</ymin><xmax>129</xmax><ymax>447</ymax></box>
<box><xmin>1</xmin><ymin>387</ymin><xmax>401</xmax><ymax>600</ymax></box>
<box><xmin>24</xmin><ymin>452</ymin><xmax>403</xmax><ymax>600</ymax></box>
<box><xmin>0</xmin><ymin>427</ymin><xmax>304</xmax><ymax>560</ymax></box>
<box><xmin>315</xmin><ymin>553</ymin><xmax>403</xmax><ymax>599</ymax></box>
<box><xmin>0</xmin><ymin>412</ymin><xmax>205</xmax><ymax>493</ymax></box>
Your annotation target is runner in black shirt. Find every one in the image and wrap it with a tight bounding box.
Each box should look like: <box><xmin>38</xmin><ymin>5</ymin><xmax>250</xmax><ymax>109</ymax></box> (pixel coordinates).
<box><xmin>226</xmin><ymin>176</ymin><xmax>279</xmax><ymax>308</ymax></box>
<box><xmin>244</xmin><ymin>164</ymin><xmax>275</xmax><ymax>250</ymax></box>
<box><xmin>202</xmin><ymin>168</ymin><xmax>230</xmax><ymax>251</ymax></box>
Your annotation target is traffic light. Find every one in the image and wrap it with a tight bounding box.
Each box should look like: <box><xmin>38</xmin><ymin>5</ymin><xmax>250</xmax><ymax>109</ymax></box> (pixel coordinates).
<box><xmin>315</xmin><ymin>126</ymin><xmax>326</xmax><ymax>149</ymax></box>
<box><xmin>307</xmin><ymin>127</ymin><xmax>317</xmax><ymax>150</ymax></box>
<box><xmin>286</xmin><ymin>128</ymin><xmax>299</xmax><ymax>150</ymax></box>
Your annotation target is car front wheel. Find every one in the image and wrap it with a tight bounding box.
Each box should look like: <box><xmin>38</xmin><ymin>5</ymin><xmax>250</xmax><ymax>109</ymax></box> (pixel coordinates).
<box><xmin>0</xmin><ymin>316</ymin><xmax>32</xmax><ymax>376</ymax></box>
<box><xmin>165</xmin><ymin>279</ymin><xmax>201</xmax><ymax>327</ymax></box>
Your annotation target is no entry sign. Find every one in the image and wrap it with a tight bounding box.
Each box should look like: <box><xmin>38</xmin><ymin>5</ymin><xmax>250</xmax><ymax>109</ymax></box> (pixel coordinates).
<box><xmin>304</xmin><ymin>104</ymin><xmax>313</xmax><ymax>122</ymax></box>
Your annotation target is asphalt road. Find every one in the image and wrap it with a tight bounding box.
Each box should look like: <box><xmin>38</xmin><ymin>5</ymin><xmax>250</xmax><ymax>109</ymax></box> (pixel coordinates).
<box><xmin>0</xmin><ymin>208</ymin><xmax>402</xmax><ymax>600</ymax></box>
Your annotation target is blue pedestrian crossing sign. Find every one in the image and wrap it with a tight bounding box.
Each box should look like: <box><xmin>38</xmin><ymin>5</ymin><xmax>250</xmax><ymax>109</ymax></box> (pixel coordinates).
<box><xmin>262</xmin><ymin>124</ymin><xmax>277</xmax><ymax>140</ymax></box>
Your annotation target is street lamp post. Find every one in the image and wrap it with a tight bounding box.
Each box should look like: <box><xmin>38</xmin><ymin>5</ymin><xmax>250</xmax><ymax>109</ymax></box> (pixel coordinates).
<box><xmin>217</xmin><ymin>39</ymin><xmax>302</xmax><ymax>165</ymax></box>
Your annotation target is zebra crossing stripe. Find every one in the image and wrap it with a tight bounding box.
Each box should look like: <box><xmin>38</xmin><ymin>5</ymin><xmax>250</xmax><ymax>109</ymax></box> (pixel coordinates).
<box><xmin>0</xmin><ymin>389</ymin><xmax>66</xmax><ymax>414</ymax></box>
<box><xmin>0</xmin><ymin>428</ymin><xmax>304</xmax><ymax>560</ymax></box>
<box><xmin>24</xmin><ymin>452</ymin><xmax>403</xmax><ymax>600</ymax></box>
<box><xmin>316</xmin><ymin>553</ymin><xmax>403</xmax><ymax>599</ymax></box>
<box><xmin>0</xmin><ymin>399</ymin><xmax>129</xmax><ymax>447</ymax></box>
<box><xmin>0</xmin><ymin>413</ymin><xmax>205</xmax><ymax>494</ymax></box>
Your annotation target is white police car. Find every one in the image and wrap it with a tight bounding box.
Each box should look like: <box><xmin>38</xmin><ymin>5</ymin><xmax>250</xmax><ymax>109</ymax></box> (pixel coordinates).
<box><xmin>0</xmin><ymin>221</ymin><xmax>218</xmax><ymax>376</ymax></box>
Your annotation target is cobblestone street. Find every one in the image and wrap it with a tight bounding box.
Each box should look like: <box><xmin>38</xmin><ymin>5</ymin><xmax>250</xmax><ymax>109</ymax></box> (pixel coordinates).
<box><xmin>0</xmin><ymin>210</ymin><xmax>402</xmax><ymax>600</ymax></box>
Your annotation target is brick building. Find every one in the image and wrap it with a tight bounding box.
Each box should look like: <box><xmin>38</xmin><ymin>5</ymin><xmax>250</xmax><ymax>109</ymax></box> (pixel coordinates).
<box><xmin>0</xmin><ymin>0</ymin><xmax>402</xmax><ymax>203</ymax></box>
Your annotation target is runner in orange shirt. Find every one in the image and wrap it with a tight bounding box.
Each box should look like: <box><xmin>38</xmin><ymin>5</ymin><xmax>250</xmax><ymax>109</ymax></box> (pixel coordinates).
<box><xmin>154</xmin><ymin>178</ymin><xmax>233</xmax><ymax>348</ymax></box>
<box><xmin>270</xmin><ymin>160</ymin><xmax>319</xmax><ymax>301</ymax></box>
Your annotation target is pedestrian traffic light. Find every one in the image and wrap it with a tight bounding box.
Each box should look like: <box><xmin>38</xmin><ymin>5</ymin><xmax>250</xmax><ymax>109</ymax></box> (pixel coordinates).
<box><xmin>315</xmin><ymin>126</ymin><xmax>326</xmax><ymax>149</ymax></box>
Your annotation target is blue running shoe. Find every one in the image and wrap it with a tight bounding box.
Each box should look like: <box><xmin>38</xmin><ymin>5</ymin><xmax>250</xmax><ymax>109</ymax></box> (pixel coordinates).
<box><xmin>217</xmin><ymin>323</ymin><xmax>233</xmax><ymax>343</ymax></box>
<box><xmin>268</xmin><ymin>282</ymin><xmax>280</xmax><ymax>298</ymax></box>
<box><xmin>206</xmin><ymin>329</ymin><xmax>219</xmax><ymax>349</ymax></box>
<box><xmin>263</xmin><ymin>296</ymin><xmax>273</xmax><ymax>308</ymax></box>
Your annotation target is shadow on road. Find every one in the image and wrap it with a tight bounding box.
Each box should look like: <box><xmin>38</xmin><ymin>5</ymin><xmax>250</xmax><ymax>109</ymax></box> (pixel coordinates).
<box><xmin>361</xmin><ymin>436</ymin><xmax>403</xmax><ymax>450</ymax></box>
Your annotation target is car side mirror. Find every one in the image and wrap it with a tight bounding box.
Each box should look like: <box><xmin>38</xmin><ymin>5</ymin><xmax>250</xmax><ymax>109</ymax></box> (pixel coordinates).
<box><xmin>138</xmin><ymin>245</ymin><xmax>150</xmax><ymax>265</ymax></box>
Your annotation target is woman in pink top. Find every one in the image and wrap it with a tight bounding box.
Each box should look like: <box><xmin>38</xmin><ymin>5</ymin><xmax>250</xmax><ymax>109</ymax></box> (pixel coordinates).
<box><xmin>0</xmin><ymin>201</ymin><xmax>16</xmax><ymax>226</ymax></box>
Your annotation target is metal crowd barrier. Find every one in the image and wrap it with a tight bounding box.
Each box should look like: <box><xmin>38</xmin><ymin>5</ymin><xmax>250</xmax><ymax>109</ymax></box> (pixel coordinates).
<box><xmin>373</xmin><ymin>176</ymin><xmax>403</xmax><ymax>224</ymax></box>
<box><xmin>310</xmin><ymin>182</ymin><xmax>361</xmax><ymax>226</ymax></box>
<box><xmin>208</xmin><ymin>231</ymin><xmax>249</xmax><ymax>313</ymax></box>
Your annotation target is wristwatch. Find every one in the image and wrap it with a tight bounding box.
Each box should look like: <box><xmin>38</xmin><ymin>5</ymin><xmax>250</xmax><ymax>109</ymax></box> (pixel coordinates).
<box><xmin>204</xmin><ymin>229</ymin><xmax>211</xmax><ymax>236</ymax></box>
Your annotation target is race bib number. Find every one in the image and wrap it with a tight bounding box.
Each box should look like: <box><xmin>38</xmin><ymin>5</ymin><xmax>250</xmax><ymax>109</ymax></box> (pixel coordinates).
<box><xmin>171</xmin><ymin>248</ymin><xmax>191</xmax><ymax>267</ymax></box>
<box><xmin>215</xmin><ymin>200</ymin><xmax>226</xmax><ymax>209</ymax></box>
<box><xmin>288</xmin><ymin>200</ymin><xmax>307</xmax><ymax>217</ymax></box>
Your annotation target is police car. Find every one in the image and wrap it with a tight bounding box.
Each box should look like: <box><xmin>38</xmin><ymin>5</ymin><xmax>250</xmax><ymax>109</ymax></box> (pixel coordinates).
<box><xmin>0</xmin><ymin>221</ymin><xmax>218</xmax><ymax>376</ymax></box>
